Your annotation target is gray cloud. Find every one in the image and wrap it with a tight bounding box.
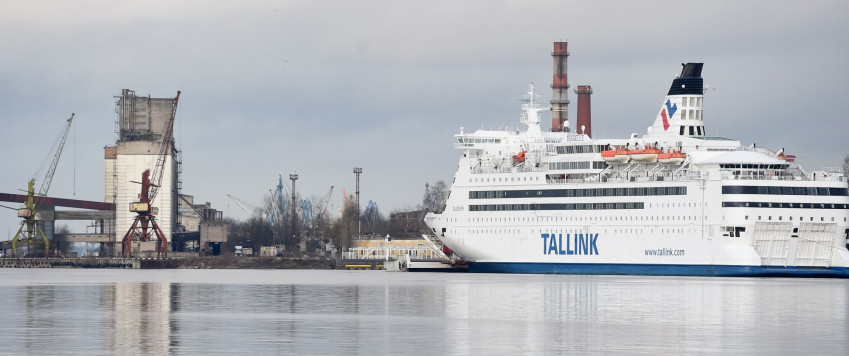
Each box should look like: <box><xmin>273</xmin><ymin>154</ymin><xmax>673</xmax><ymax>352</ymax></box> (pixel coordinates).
<box><xmin>2</xmin><ymin>0</ymin><xmax>848</xmax><ymax>233</ymax></box>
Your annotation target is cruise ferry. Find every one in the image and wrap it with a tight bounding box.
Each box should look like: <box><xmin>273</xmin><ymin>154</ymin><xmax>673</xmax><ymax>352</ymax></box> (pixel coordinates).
<box><xmin>424</xmin><ymin>62</ymin><xmax>849</xmax><ymax>277</ymax></box>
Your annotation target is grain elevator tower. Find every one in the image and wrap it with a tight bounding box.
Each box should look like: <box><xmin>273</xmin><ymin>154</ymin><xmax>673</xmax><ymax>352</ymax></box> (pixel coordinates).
<box><xmin>104</xmin><ymin>89</ymin><xmax>180</xmax><ymax>256</ymax></box>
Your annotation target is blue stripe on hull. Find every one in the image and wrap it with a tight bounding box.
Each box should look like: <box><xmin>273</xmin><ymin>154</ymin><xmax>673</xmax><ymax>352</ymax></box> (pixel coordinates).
<box><xmin>468</xmin><ymin>262</ymin><xmax>849</xmax><ymax>278</ymax></box>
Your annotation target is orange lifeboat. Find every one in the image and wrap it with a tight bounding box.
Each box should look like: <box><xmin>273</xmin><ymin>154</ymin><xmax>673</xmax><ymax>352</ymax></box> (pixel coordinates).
<box><xmin>601</xmin><ymin>147</ymin><xmax>631</xmax><ymax>164</ymax></box>
<box><xmin>658</xmin><ymin>149</ymin><xmax>686</xmax><ymax>165</ymax></box>
<box><xmin>512</xmin><ymin>150</ymin><xmax>527</xmax><ymax>163</ymax></box>
<box><xmin>629</xmin><ymin>145</ymin><xmax>661</xmax><ymax>163</ymax></box>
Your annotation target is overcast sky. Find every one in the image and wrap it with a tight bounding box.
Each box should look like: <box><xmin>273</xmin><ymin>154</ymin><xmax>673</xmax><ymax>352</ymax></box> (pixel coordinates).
<box><xmin>2</xmin><ymin>0</ymin><xmax>848</xmax><ymax>237</ymax></box>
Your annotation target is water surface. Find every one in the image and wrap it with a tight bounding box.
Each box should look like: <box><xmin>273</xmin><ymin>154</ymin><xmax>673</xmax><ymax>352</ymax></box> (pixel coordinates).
<box><xmin>0</xmin><ymin>269</ymin><xmax>846</xmax><ymax>355</ymax></box>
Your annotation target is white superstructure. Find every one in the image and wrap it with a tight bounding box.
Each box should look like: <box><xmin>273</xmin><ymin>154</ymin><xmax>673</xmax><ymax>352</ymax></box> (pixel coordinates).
<box><xmin>425</xmin><ymin>63</ymin><xmax>849</xmax><ymax>277</ymax></box>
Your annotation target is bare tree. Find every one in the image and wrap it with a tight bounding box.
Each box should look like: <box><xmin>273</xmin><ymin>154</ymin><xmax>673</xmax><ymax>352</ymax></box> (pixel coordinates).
<box><xmin>423</xmin><ymin>181</ymin><xmax>449</xmax><ymax>213</ymax></box>
<box><xmin>843</xmin><ymin>154</ymin><xmax>849</xmax><ymax>185</ymax></box>
<box><xmin>328</xmin><ymin>194</ymin><xmax>358</xmax><ymax>255</ymax></box>
<box><xmin>387</xmin><ymin>207</ymin><xmax>427</xmax><ymax>237</ymax></box>
<box><xmin>232</xmin><ymin>217</ymin><xmax>274</xmax><ymax>252</ymax></box>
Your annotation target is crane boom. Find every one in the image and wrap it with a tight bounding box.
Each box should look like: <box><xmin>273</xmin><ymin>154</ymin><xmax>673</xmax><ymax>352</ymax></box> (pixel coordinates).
<box><xmin>35</xmin><ymin>113</ymin><xmax>74</xmax><ymax>207</ymax></box>
<box><xmin>315</xmin><ymin>185</ymin><xmax>334</xmax><ymax>220</ymax></box>
<box><xmin>149</xmin><ymin>91</ymin><xmax>180</xmax><ymax>203</ymax></box>
<box><xmin>227</xmin><ymin>194</ymin><xmax>257</xmax><ymax>216</ymax></box>
<box><xmin>179</xmin><ymin>194</ymin><xmax>207</xmax><ymax>221</ymax></box>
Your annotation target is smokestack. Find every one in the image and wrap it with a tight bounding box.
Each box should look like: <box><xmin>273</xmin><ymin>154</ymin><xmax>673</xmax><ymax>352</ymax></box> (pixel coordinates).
<box><xmin>575</xmin><ymin>85</ymin><xmax>592</xmax><ymax>137</ymax></box>
<box><xmin>550</xmin><ymin>42</ymin><xmax>570</xmax><ymax>132</ymax></box>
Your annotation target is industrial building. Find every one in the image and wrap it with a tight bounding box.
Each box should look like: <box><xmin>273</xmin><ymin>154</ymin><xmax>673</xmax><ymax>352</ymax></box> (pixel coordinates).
<box><xmin>104</xmin><ymin>89</ymin><xmax>227</xmax><ymax>257</ymax></box>
<box><xmin>104</xmin><ymin>89</ymin><xmax>181</xmax><ymax>256</ymax></box>
<box><xmin>1</xmin><ymin>88</ymin><xmax>227</xmax><ymax>258</ymax></box>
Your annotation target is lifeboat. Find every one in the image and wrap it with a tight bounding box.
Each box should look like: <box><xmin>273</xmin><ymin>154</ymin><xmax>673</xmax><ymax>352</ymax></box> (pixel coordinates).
<box><xmin>629</xmin><ymin>145</ymin><xmax>661</xmax><ymax>163</ymax></box>
<box><xmin>658</xmin><ymin>149</ymin><xmax>686</xmax><ymax>165</ymax></box>
<box><xmin>512</xmin><ymin>150</ymin><xmax>527</xmax><ymax>163</ymax></box>
<box><xmin>601</xmin><ymin>147</ymin><xmax>631</xmax><ymax>164</ymax></box>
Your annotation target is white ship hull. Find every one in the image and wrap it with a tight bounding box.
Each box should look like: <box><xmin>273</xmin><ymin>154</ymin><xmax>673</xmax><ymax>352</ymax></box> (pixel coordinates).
<box><xmin>426</xmin><ymin>178</ymin><xmax>849</xmax><ymax>277</ymax></box>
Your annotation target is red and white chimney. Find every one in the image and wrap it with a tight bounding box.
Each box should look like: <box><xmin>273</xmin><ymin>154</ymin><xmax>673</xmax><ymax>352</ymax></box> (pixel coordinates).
<box><xmin>550</xmin><ymin>42</ymin><xmax>570</xmax><ymax>132</ymax></box>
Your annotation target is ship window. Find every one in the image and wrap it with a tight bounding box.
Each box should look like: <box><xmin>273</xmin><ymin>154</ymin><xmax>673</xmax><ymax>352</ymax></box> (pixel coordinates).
<box><xmin>696</xmin><ymin>126</ymin><xmax>702</xmax><ymax>136</ymax></box>
<box><xmin>682</xmin><ymin>110</ymin><xmax>687</xmax><ymax>120</ymax></box>
<box><xmin>688</xmin><ymin>126</ymin><xmax>695</xmax><ymax>135</ymax></box>
<box><xmin>679</xmin><ymin>126</ymin><xmax>685</xmax><ymax>135</ymax></box>
<box><xmin>745</xmin><ymin>215</ymin><xmax>748</xmax><ymax>220</ymax></box>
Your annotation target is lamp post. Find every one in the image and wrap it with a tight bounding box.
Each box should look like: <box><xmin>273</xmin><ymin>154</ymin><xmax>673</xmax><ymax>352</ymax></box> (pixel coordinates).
<box><xmin>290</xmin><ymin>173</ymin><xmax>298</xmax><ymax>250</ymax></box>
<box><xmin>353</xmin><ymin>167</ymin><xmax>362</xmax><ymax>237</ymax></box>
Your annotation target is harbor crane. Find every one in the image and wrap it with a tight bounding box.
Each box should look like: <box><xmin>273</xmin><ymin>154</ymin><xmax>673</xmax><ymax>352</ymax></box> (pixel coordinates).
<box><xmin>121</xmin><ymin>91</ymin><xmax>180</xmax><ymax>258</ymax></box>
<box><xmin>269</xmin><ymin>174</ymin><xmax>291</xmax><ymax>226</ymax></box>
<box><xmin>226</xmin><ymin>193</ymin><xmax>264</xmax><ymax>219</ymax></box>
<box><xmin>11</xmin><ymin>113</ymin><xmax>74</xmax><ymax>257</ymax></box>
<box><xmin>315</xmin><ymin>186</ymin><xmax>334</xmax><ymax>222</ymax></box>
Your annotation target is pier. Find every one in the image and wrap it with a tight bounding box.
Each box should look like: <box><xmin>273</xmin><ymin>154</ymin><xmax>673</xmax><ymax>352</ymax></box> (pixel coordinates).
<box><xmin>0</xmin><ymin>258</ymin><xmax>180</xmax><ymax>269</ymax></box>
<box><xmin>341</xmin><ymin>235</ymin><xmax>463</xmax><ymax>271</ymax></box>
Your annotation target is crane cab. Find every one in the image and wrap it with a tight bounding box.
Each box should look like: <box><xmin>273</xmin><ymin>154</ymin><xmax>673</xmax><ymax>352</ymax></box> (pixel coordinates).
<box><xmin>17</xmin><ymin>208</ymin><xmax>32</xmax><ymax>218</ymax></box>
<box><xmin>129</xmin><ymin>202</ymin><xmax>159</xmax><ymax>215</ymax></box>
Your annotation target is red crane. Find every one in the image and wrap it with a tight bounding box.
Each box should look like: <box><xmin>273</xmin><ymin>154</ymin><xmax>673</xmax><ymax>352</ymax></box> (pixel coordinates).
<box><xmin>121</xmin><ymin>91</ymin><xmax>180</xmax><ymax>258</ymax></box>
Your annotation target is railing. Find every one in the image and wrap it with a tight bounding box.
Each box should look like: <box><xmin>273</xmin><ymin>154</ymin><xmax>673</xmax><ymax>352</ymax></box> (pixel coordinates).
<box><xmin>342</xmin><ymin>243</ymin><xmax>448</xmax><ymax>262</ymax></box>
<box><xmin>719</xmin><ymin>170</ymin><xmax>844</xmax><ymax>182</ymax></box>
<box><xmin>469</xmin><ymin>156</ymin><xmax>841</xmax><ymax>184</ymax></box>
<box><xmin>471</xmin><ymin>164</ymin><xmax>546</xmax><ymax>175</ymax></box>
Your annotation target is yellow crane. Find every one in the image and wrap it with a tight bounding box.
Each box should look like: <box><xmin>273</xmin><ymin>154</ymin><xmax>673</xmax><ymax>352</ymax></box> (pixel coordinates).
<box><xmin>12</xmin><ymin>113</ymin><xmax>74</xmax><ymax>257</ymax></box>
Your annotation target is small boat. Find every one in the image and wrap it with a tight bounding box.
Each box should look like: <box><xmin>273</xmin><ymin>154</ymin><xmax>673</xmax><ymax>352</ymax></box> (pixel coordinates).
<box><xmin>629</xmin><ymin>145</ymin><xmax>661</xmax><ymax>163</ymax></box>
<box><xmin>512</xmin><ymin>150</ymin><xmax>527</xmax><ymax>163</ymax></box>
<box><xmin>601</xmin><ymin>147</ymin><xmax>631</xmax><ymax>164</ymax></box>
<box><xmin>658</xmin><ymin>149</ymin><xmax>686</xmax><ymax>165</ymax></box>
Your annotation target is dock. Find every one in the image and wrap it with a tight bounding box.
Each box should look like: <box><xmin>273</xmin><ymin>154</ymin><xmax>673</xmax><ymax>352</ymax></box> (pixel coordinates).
<box><xmin>341</xmin><ymin>235</ymin><xmax>465</xmax><ymax>272</ymax></box>
<box><xmin>0</xmin><ymin>258</ymin><xmax>180</xmax><ymax>269</ymax></box>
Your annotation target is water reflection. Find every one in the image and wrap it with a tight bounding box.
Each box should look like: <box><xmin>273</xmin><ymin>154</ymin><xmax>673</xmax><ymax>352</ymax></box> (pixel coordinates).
<box><xmin>22</xmin><ymin>285</ymin><xmax>55</xmax><ymax>352</ymax></box>
<box><xmin>108</xmin><ymin>282</ymin><xmax>173</xmax><ymax>354</ymax></box>
<box><xmin>0</xmin><ymin>270</ymin><xmax>846</xmax><ymax>355</ymax></box>
<box><xmin>440</xmin><ymin>277</ymin><xmax>849</xmax><ymax>354</ymax></box>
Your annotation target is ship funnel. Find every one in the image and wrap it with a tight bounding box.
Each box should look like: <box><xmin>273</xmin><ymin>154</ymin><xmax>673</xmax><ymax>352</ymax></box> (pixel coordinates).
<box><xmin>575</xmin><ymin>85</ymin><xmax>592</xmax><ymax>138</ymax></box>
<box><xmin>646</xmin><ymin>62</ymin><xmax>706</xmax><ymax>139</ymax></box>
<box><xmin>668</xmin><ymin>63</ymin><xmax>704</xmax><ymax>95</ymax></box>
